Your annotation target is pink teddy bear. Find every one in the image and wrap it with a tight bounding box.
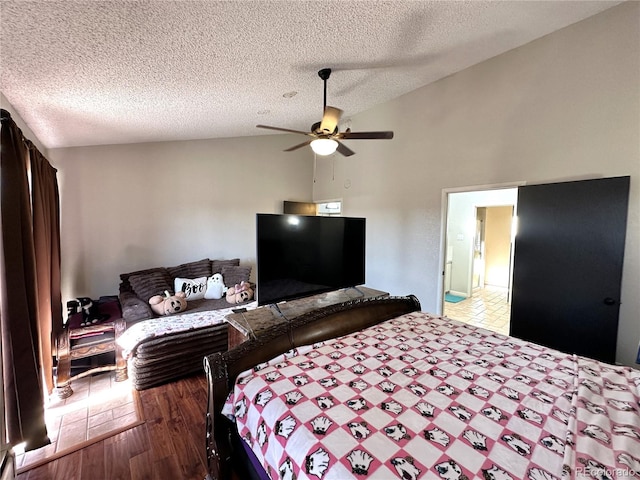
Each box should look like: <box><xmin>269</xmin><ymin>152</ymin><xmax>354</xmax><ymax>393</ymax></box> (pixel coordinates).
<box><xmin>225</xmin><ymin>281</ymin><xmax>254</xmax><ymax>304</ymax></box>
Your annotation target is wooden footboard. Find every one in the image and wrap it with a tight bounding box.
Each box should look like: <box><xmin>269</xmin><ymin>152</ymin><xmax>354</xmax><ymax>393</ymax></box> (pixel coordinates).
<box><xmin>203</xmin><ymin>294</ymin><xmax>421</xmax><ymax>480</ymax></box>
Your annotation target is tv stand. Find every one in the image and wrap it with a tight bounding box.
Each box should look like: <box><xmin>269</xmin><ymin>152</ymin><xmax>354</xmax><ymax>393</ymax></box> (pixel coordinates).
<box><xmin>269</xmin><ymin>302</ymin><xmax>288</xmax><ymax>320</ymax></box>
<box><xmin>344</xmin><ymin>285</ymin><xmax>366</xmax><ymax>296</ymax></box>
<box><xmin>226</xmin><ymin>287</ymin><xmax>388</xmax><ymax>349</ymax></box>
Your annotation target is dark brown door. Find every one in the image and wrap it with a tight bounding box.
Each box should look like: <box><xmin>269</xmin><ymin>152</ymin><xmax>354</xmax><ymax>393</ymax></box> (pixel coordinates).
<box><xmin>510</xmin><ymin>176</ymin><xmax>630</xmax><ymax>363</ymax></box>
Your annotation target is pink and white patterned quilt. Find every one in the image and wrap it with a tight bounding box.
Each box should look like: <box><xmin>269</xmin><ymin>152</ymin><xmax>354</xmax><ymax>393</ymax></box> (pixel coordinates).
<box><xmin>117</xmin><ymin>301</ymin><xmax>257</xmax><ymax>358</ymax></box>
<box><xmin>222</xmin><ymin>312</ymin><xmax>640</xmax><ymax>480</ymax></box>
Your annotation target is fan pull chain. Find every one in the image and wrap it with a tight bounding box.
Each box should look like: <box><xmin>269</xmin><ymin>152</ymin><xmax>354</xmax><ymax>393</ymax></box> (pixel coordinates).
<box><xmin>313</xmin><ymin>152</ymin><xmax>317</xmax><ymax>184</ymax></box>
<box><xmin>332</xmin><ymin>156</ymin><xmax>335</xmax><ymax>181</ymax></box>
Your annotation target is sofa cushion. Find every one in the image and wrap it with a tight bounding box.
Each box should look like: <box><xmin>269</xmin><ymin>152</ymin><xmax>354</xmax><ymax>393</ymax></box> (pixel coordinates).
<box><xmin>129</xmin><ymin>271</ymin><xmax>174</xmax><ymax>303</ymax></box>
<box><xmin>174</xmin><ymin>276</ymin><xmax>208</xmax><ymax>300</ymax></box>
<box><xmin>221</xmin><ymin>265</ymin><xmax>251</xmax><ymax>288</ymax></box>
<box><xmin>167</xmin><ymin>258</ymin><xmax>211</xmax><ymax>279</ymax></box>
<box><xmin>120</xmin><ymin>267</ymin><xmax>170</xmax><ymax>293</ymax></box>
<box><xmin>119</xmin><ymin>290</ymin><xmax>153</xmax><ymax>322</ymax></box>
<box><xmin>211</xmin><ymin>258</ymin><xmax>240</xmax><ymax>274</ymax></box>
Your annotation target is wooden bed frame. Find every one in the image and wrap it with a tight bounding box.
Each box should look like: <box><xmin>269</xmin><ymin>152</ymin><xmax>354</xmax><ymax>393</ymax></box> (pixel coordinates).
<box><xmin>203</xmin><ymin>294</ymin><xmax>421</xmax><ymax>480</ymax></box>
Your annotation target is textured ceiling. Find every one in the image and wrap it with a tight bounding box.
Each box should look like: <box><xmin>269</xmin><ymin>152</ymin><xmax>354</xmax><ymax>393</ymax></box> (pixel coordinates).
<box><xmin>1</xmin><ymin>1</ymin><xmax>621</xmax><ymax>149</ymax></box>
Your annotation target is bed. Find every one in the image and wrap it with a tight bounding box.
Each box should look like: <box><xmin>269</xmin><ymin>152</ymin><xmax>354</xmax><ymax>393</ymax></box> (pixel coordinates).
<box><xmin>118</xmin><ymin>300</ymin><xmax>257</xmax><ymax>390</ymax></box>
<box><xmin>116</xmin><ymin>257</ymin><xmax>256</xmax><ymax>390</ymax></box>
<box><xmin>204</xmin><ymin>295</ymin><xmax>640</xmax><ymax>480</ymax></box>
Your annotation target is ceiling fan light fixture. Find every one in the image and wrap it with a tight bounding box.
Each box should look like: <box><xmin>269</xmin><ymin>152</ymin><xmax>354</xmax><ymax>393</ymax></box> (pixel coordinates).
<box><xmin>257</xmin><ymin>68</ymin><xmax>393</xmax><ymax>157</ymax></box>
<box><xmin>310</xmin><ymin>138</ymin><xmax>338</xmax><ymax>156</ymax></box>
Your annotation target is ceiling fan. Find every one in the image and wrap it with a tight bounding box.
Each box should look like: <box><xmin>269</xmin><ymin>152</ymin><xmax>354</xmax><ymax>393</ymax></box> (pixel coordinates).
<box><xmin>256</xmin><ymin>68</ymin><xmax>394</xmax><ymax>157</ymax></box>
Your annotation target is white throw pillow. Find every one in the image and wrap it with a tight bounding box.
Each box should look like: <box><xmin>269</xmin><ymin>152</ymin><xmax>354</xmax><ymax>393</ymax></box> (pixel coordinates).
<box><xmin>205</xmin><ymin>273</ymin><xmax>226</xmax><ymax>300</ymax></box>
<box><xmin>174</xmin><ymin>276</ymin><xmax>208</xmax><ymax>300</ymax></box>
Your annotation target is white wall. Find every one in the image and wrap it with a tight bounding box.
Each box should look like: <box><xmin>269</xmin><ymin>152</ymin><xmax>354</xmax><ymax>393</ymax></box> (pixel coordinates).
<box><xmin>49</xmin><ymin>134</ymin><xmax>313</xmax><ymax>299</ymax></box>
<box><xmin>313</xmin><ymin>3</ymin><xmax>640</xmax><ymax>367</ymax></box>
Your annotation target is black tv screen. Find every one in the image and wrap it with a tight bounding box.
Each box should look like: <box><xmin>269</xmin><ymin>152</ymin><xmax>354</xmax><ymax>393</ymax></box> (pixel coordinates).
<box><xmin>256</xmin><ymin>214</ymin><xmax>366</xmax><ymax>306</ymax></box>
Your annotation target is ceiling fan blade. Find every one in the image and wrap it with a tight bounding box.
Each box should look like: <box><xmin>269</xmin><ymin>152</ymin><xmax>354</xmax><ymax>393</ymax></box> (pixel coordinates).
<box><xmin>284</xmin><ymin>139</ymin><xmax>313</xmax><ymax>152</ymax></box>
<box><xmin>319</xmin><ymin>106</ymin><xmax>343</xmax><ymax>134</ymax></box>
<box><xmin>336</xmin><ymin>141</ymin><xmax>355</xmax><ymax>157</ymax></box>
<box><xmin>257</xmin><ymin>124</ymin><xmax>311</xmax><ymax>136</ymax></box>
<box><xmin>338</xmin><ymin>130</ymin><xmax>394</xmax><ymax>140</ymax></box>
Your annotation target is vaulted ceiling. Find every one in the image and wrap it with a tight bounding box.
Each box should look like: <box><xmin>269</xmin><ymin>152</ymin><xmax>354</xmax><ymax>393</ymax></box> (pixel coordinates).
<box><xmin>1</xmin><ymin>1</ymin><xmax>621</xmax><ymax>149</ymax></box>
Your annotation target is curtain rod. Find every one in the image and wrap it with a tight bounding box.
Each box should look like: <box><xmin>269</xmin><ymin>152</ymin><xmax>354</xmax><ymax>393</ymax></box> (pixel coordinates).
<box><xmin>0</xmin><ymin>108</ymin><xmax>50</xmax><ymax>161</ymax></box>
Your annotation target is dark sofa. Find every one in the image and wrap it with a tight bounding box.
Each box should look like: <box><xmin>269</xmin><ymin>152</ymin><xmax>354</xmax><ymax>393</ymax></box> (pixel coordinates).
<box><xmin>117</xmin><ymin>257</ymin><xmax>253</xmax><ymax>389</ymax></box>
<box><xmin>119</xmin><ymin>257</ymin><xmax>251</xmax><ymax>322</ymax></box>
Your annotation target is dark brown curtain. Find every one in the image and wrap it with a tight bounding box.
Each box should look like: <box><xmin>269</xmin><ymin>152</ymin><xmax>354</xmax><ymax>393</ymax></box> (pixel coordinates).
<box><xmin>28</xmin><ymin>141</ymin><xmax>63</xmax><ymax>395</ymax></box>
<box><xmin>0</xmin><ymin>109</ymin><xmax>52</xmax><ymax>451</ymax></box>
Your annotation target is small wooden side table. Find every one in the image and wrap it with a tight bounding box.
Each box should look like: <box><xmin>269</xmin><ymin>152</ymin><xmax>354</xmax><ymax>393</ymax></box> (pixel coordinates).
<box><xmin>226</xmin><ymin>286</ymin><xmax>388</xmax><ymax>349</ymax></box>
<box><xmin>54</xmin><ymin>298</ymin><xmax>127</xmax><ymax>399</ymax></box>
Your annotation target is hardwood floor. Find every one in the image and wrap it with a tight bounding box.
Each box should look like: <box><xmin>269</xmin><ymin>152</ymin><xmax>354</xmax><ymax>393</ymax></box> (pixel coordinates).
<box><xmin>17</xmin><ymin>374</ymin><xmax>210</xmax><ymax>480</ymax></box>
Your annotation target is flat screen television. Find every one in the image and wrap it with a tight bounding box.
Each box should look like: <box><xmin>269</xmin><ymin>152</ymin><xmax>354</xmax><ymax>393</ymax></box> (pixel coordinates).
<box><xmin>256</xmin><ymin>213</ymin><xmax>366</xmax><ymax>306</ymax></box>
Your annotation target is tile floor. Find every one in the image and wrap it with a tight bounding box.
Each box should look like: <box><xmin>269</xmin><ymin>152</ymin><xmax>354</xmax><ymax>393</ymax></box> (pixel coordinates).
<box><xmin>15</xmin><ymin>371</ymin><xmax>138</xmax><ymax>469</ymax></box>
<box><xmin>443</xmin><ymin>285</ymin><xmax>511</xmax><ymax>336</ymax></box>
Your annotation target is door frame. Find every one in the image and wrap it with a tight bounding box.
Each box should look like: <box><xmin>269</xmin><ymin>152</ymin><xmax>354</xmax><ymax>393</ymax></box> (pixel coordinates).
<box><xmin>438</xmin><ymin>181</ymin><xmax>525</xmax><ymax>315</ymax></box>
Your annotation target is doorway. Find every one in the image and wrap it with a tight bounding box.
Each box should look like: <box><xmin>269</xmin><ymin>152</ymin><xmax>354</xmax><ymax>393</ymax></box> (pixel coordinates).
<box><xmin>476</xmin><ymin>205</ymin><xmax>514</xmax><ymax>292</ymax></box>
<box><xmin>442</xmin><ymin>187</ymin><xmax>518</xmax><ymax>335</ymax></box>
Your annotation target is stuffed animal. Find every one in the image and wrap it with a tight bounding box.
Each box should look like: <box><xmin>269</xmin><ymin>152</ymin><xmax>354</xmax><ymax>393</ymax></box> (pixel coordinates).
<box><xmin>149</xmin><ymin>290</ymin><xmax>187</xmax><ymax>316</ymax></box>
<box><xmin>204</xmin><ymin>273</ymin><xmax>227</xmax><ymax>300</ymax></box>
<box><xmin>66</xmin><ymin>297</ymin><xmax>92</xmax><ymax>318</ymax></box>
<box><xmin>67</xmin><ymin>297</ymin><xmax>110</xmax><ymax>326</ymax></box>
<box><xmin>225</xmin><ymin>281</ymin><xmax>254</xmax><ymax>304</ymax></box>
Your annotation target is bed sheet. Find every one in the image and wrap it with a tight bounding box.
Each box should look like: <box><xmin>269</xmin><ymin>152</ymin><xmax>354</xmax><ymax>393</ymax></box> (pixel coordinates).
<box><xmin>223</xmin><ymin>312</ymin><xmax>640</xmax><ymax>480</ymax></box>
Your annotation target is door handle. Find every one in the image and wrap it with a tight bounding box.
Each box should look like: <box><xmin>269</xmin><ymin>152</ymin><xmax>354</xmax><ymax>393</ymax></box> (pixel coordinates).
<box><xmin>603</xmin><ymin>297</ymin><xmax>617</xmax><ymax>306</ymax></box>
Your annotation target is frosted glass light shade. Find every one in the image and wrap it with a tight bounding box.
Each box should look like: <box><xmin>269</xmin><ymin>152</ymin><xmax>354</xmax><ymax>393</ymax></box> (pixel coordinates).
<box><xmin>310</xmin><ymin>138</ymin><xmax>338</xmax><ymax>155</ymax></box>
